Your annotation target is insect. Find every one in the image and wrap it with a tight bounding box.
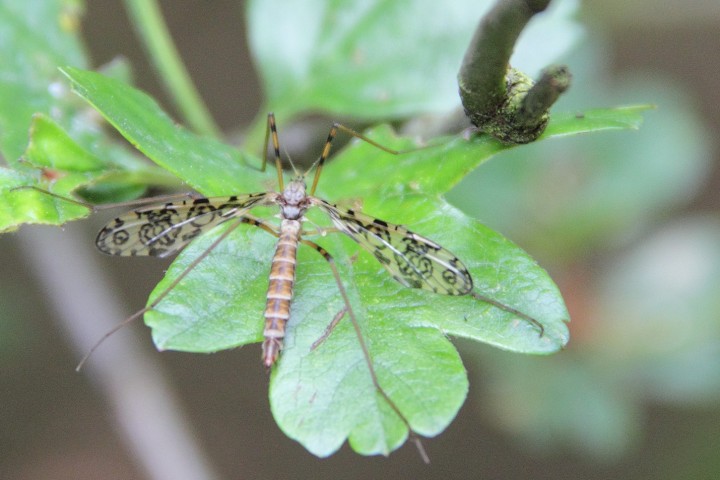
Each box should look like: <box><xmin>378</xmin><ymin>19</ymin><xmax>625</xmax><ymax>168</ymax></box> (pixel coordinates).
<box><xmin>92</xmin><ymin>113</ymin><xmax>475</xmax><ymax>368</ymax></box>
<box><xmin>19</xmin><ymin>113</ymin><xmax>544</xmax><ymax>461</ymax></box>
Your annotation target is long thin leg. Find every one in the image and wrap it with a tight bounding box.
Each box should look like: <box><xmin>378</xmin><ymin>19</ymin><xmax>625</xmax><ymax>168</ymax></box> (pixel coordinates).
<box><xmin>237</xmin><ymin>214</ymin><xmax>280</xmax><ymax>237</ymax></box>
<box><xmin>310</xmin><ymin>306</ymin><xmax>347</xmax><ymax>351</ymax></box>
<box><xmin>471</xmin><ymin>291</ymin><xmax>545</xmax><ymax>336</ymax></box>
<box><xmin>12</xmin><ymin>185</ymin><xmax>202</xmax><ymax>212</ymax></box>
<box><xmin>300</xmin><ymin>237</ymin><xmax>429</xmax><ymax>464</ymax></box>
<box><xmin>264</xmin><ymin>113</ymin><xmax>284</xmax><ymax>190</ymax></box>
<box><xmin>76</xmin><ymin>217</ymin><xmax>247</xmax><ymax>371</ymax></box>
<box><xmin>308</xmin><ymin>121</ymin><xmax>438</xmax><ymax>196</ymax></box>
<box><xmin>301</xmin><ymin>226</ymin><xmax>342</xmax><ymax>237</ymax></box>
<box><xmin>308</xmin><ymin>124</ymin><xmax>339</xmax><ymax>195</ymax></box>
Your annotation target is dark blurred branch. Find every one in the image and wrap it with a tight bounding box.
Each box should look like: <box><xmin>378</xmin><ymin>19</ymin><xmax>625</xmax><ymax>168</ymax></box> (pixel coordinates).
<box><xmin>458</xmin><ymin>0</ymin><xmax>571</xmax><ymax>143</ymax></box>
<box><xmin>18</xmin><ymin>225</ymin><xmax>220</xmax><ymax>480</ymax></box>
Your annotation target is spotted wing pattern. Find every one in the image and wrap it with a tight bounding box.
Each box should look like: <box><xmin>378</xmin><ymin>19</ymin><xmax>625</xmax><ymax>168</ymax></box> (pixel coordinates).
<box><xmin>96</xmin><ymin>193</ymin><xmax>273</xmax><ymax>257</ymax></box>
<box><xmin>313</xmin><ymin>199</ymin><xmax>473</xmax><ymax>295</ymax></box>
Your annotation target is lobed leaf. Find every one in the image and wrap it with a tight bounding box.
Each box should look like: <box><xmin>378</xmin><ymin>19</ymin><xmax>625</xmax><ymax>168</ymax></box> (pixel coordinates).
<box><xmin>54</xmin><ymin>69</ymin><xmax>655</xmax><ymax>456</ymax></box>
<box><xmin>0</xmin><ymin>0</ymin><xmax>649</xmax><ymax>460</ymax></box>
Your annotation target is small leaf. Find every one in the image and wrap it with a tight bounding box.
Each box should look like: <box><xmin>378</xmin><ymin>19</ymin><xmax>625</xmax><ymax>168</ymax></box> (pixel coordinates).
<box><xmin>0</xmin><ymin>4</ymin><xmax>179</xmax><ymax>231</ymax></box>
<box><xmin>0</xmin><ymin>0</ymin><xmax>92</xmax><ymax>232</ymax></box>
<box><xmin>2</xmin><ymin>183</ymin><xmax>86</xmax><ymax>232</ymax></box>
<box><xmin>24</xmin><ymin>113</ymin><xmax>106</xmax><ymax>171</ymax></box>
<box><xmin>1</xmin><ymin>115</ymin><xmax>104</xmax><ymax>232</ymax></box>
<box><xmin>0</xmin><ymin>0</ymin><xmax>87</xmax><ymax>162</ymax></box>
<box><xmin>0</xmin><ymin>113</ymin><xmax>175</xmax><ymax>232</ymax></box>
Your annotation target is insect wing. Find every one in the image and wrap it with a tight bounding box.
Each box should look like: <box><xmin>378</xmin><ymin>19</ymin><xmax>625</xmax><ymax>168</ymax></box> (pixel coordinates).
<box><xmin>314</xmin><ymin>199</ymin><xmax>473</xmax><ymax>295</ymax></box>
<box><xmin>96</xmin><ymin>193</ymin><xmax>272</xmax><ymax>257</ymax></box>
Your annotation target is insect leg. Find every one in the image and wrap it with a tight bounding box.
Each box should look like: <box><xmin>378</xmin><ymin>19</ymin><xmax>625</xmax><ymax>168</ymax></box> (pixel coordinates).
<box><xmin>309</xmin><ymin>306</ymin><xmax>347</xmax><ymax>351</ymax></box>
<box><xmin>238</xmin><ymin>214</ymin><xmax>280</xmax><ymax>237</ymax></box>
<box><xmin>332</xmin><ymin>123</ymin><xmax>404</xmax><ymax>154</ymax></box>
<box><xmin>76</xmin><ymin>217</ymin><xmax>247</xmax><ymax>371</ymax></box>
<box><xmin>264</xmin><ymin>113</ymin><xmax>284</xmax><ymax>190</ymax></box>
<box><xmin>308</xmin><ymin>123</ymin><xmax>339</xmax><ymax>195</ymax></box>
<box><xmin>471</xmin><ymin>291</ymin><xmax>545</xmax><ymax>336</ymax></box>
<box><xmin>12</xmin><ymin>185</ymin><xmax>202</xmax><ymax>212</ymax></box>
<box><xmin>301</xmin><ymin>226</ymin><xmax>342</xmax><ymax>237</ymax></box>
<box><xmin>301</xmin><ymin>238</ymin><xmax>429</xmax><ymax>463</ymax></box>
<box><xmin>307</xmin><ymin>120</ymin><xmax>439</xmax><ymax>196</ymax></box>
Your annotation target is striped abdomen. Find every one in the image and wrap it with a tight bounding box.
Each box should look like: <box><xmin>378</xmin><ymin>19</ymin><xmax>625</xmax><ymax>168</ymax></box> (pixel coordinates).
<box><xmin>262</xmin><ymin>219</ymin><xmax>301</xmax><ymax>367</ymax></box>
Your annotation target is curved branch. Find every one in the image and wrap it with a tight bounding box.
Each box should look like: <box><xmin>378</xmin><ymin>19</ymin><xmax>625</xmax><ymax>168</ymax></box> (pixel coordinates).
<box><xmin>457</xmin><ymin>0</ymin><xmax>570</xmax><ymax>144</ymax></box>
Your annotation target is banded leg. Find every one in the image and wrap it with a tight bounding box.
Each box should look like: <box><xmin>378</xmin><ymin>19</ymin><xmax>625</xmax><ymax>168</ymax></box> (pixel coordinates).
<box><xmin>262</xmin><ymin>112</ymin><xmax>425</xmax><ymax>196</ymax></box>
<box><xmin>308</xmin><ymin>122</ymin><xmax>404</xmax><ymax>196</ymax></box>
<box><xmin>261</xmin><ymin>113</ymin><xmax>285</xmax><ymax>189</ymax></box>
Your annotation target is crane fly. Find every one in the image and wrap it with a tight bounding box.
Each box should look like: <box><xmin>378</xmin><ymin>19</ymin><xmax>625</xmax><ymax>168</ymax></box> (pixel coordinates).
<box><xmin>92</xmin><ymin>113</ymin><xmax>476</xmax><ymax>369</ymax></box>
<box><xmin>20</xmin><ymin>113</ymin><xmax>544</xmax><ymax>373</ymax></box>
<box><xmin>20</xmin><ymin>113</ymin><xmax>545</xmax><ymax>460</ymax></box>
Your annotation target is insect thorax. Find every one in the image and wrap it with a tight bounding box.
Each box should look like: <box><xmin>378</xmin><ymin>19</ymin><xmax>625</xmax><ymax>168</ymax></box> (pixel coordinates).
<box><xmin>279</xmin><ymin>178</ymin><xmax>310</xmax><ymax>220</ymax></box>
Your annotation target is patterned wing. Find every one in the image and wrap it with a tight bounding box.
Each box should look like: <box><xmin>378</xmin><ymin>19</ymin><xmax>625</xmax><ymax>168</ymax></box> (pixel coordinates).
<box><xmin>96</xmin><ymin>193</ymin><xmax>274</xmax><ymax>257</ymax></box>
<box><xmin>313</xmin><ymin>199</ymin><xmax>473</xmax><ymax>295</ymax></box>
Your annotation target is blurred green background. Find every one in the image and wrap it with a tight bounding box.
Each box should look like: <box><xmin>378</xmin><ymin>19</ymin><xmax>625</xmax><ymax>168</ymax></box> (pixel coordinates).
<box><xmin>1</xmin><ymin>0</ymin><xmax>719</xmax><ymax>478</ymax></box>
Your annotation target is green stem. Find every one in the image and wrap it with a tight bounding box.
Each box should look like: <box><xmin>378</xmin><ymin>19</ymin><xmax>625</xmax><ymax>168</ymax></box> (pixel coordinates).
<box><xmin>123</xmin><ymin>0</ymin><xmax>221</xmax><ymax>139</ymax></box>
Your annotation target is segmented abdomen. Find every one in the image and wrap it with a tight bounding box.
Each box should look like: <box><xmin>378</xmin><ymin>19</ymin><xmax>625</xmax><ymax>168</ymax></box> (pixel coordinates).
<box><xmin>262</xmin><ymin>219</ymin><xmax>301</xmax><ymax>367</ymax></box>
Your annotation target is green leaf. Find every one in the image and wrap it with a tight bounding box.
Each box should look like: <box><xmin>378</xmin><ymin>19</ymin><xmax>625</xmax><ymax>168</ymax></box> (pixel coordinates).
<box><xmin>0</xmin><ymin>0</ymin><xmax>87</xmax><ymax>162</ymax></box>
<box><xmin>543</xmin><ymin>105</ymin><xmax>651</xmax><ymax>137</ymax></box>
<box><xmin>0</xmin><ymin>112</ymin><xmax>176</xmax><ymax>232</ymax></box>
<box><xmin>448</xmin><ymin>75</ymin><xmax>705</xmax><ymax>264</ymax></box>
<box><xmin>24</xmin><ymin>113</ymin><xmax>106</xmax><ymax>171</ymax></box>
<box><xmin>55</xmin><ymin>69</ymin><xmax>653</xmax><ymax>456</ymax></box>
<box><xmin>317</xmin><ymin>105</ymin><xmax>654</xmax><ymax>203</ymax></box>
<box><xmin>1</xmin><ymin>114</ymin><xmax>102</xmax><ymax>232</ymax></box>
<box><xmin>248</xmin><ymin>0</ymin><xmax>583</xmax><ymax>120</ymax></box>
<box><xmin>60</xmin><ymin>67</ymin><xmax>261</xmax><ymax>195</ymax></box>
<box><xmin>46</xmin><ymin>64</ymin><xmax>659</xmax><ymax>459</ymax></box>
<box><xmin>0</xmin><ymin>3</ymin><xmax>179</xmax><ymax>232</ymax></box>
<box><xmin>0</xmin><ymin>0</ymin><xmax>90</xmax><ymax>232</ymax></box>
<box><xmin>145</xmin><ymin>194</ymin><xmax>566</xmax><ymax>456</ymax></box>
<box><xmin>138</xmin><ymin>122</ymin><xmax>601</xmax><ymax>456</ymax></box>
